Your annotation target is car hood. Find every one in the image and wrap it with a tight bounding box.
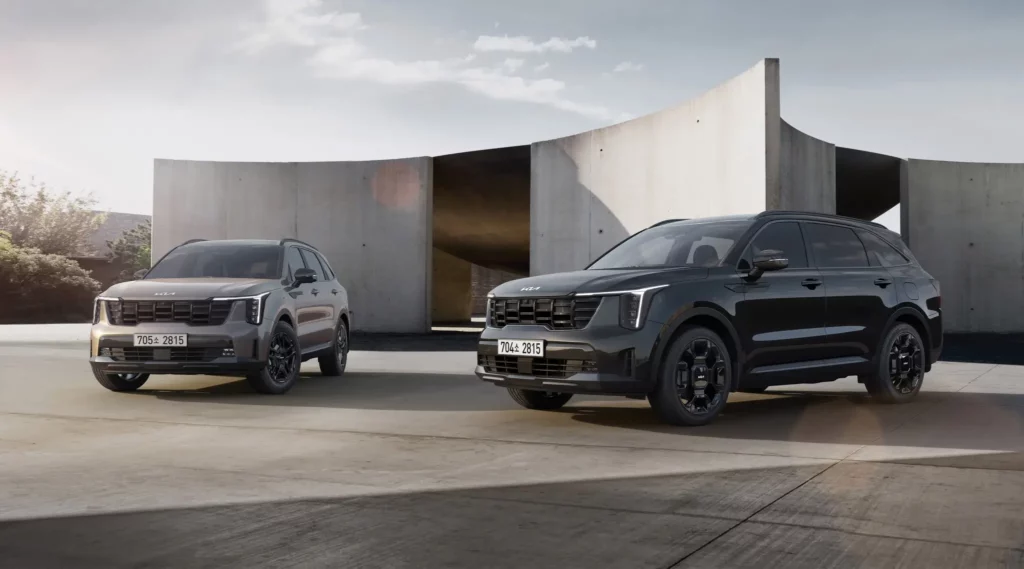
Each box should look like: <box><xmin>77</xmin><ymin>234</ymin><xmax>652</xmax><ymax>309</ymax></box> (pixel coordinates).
<box><xmin>490</xmin><ymin>267</ymin><xmax>709</xmax><ymax>298</ymax></box>
<box><xmin>101</xmin><ymin>278</ymin><xmax>281</xmax><ymax>300</ymax></box>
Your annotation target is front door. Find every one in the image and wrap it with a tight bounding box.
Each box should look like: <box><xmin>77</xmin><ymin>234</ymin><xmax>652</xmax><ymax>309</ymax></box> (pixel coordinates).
<box><xmin>733</xmin><ymin>221</ymin><xmax>829</xmax><ymax>381</ymax></box>
<box><xmin>283</xmin><ymin>246</ymin><xmax>318</xmax><ymax>348</ymax></box>
<box><xmin>802</xmin><ymin>222</ymin><xmax>899</xmax><ymax>363</ymax></box>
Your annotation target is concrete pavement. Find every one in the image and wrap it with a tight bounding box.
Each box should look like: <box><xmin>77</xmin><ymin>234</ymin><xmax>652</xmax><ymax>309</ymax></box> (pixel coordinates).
<box><xmin>0</xmin><ymin>341</ymin><xmax>1021</xmax><ymax>567</ymax></box>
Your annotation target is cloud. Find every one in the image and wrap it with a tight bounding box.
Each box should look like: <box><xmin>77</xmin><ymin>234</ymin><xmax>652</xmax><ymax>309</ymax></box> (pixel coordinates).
<box><xmin>473</xmin><ymin>35</ymin><xmax>597</xmax><ymax>54</ymax></box>
<box><xmin>234</xmin><ymin>0</ymin><xmax>366</xmax><ymax>54</ymax></box>
<box><xmin>534</xmin><ymin>62</ymin><xmax>550</xmax><ymax>72</ymax></box>
<box><xmin>613</xmin><ymin>61</ymin><xmax>644</xmax><ymax>72</ymax></box>
<box><xmin>502</xmin><ymin>58</ymin><xmax>525</xmax><ymax>72</ymax></box>
<box><xmin>237</xmin><ymin>1</ymin><xmax>618</xmax><ymax>121</ymax></box>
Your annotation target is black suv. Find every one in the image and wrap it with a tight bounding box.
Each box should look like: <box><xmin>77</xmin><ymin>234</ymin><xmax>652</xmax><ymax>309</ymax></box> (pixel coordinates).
<box><xmin>476</xmin><ymin>211</ymin><xmax>942</xmax><ymax>426</ymax></box>
<box><xmin>90</xmin><ymin>238</ymin><xmax>351</xmax><ymax>394</ymax></box>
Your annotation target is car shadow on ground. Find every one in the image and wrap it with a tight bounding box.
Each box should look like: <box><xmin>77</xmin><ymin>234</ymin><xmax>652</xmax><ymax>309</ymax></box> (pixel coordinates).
<box><xmin>141</xmin><ymin>372</ymin><xmax>1024</xmax><ymax>457</ymax></box>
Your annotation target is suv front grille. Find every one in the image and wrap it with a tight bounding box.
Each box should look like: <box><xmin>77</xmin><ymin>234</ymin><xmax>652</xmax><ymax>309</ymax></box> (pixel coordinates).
<box><xmin>106</xmin><ymin>300</ymin><xmax>234</xmax><ymax>326</ymax></box>
<box><xmin>489</xmin><ymin>297</ymin><xmax>601</xmax><ymax>329</ymax></box>
<box><xmin>104</xmin><ymin>347</ymin><xmax>223</xmax><ymax>362</ymax></box>
<box><xmin>478</xmin><ymin>355</ymin><xmax>598</xmax><ymax>379</ymax></box>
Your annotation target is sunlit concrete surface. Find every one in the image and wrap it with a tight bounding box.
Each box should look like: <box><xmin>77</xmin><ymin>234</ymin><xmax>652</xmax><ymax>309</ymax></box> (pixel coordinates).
<box><xmin>0</xmin><ymin>340</ymin><xmax>1021</xmax><ymax>568</ymax></box>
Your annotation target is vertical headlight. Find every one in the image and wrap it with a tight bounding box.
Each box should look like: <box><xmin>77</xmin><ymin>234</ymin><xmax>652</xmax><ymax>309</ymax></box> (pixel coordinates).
<box><xmin>616</xmin><ymin>285</ymin><xmax>669</xmax><ymax>330</ymax></box>
<box><xmin>93</xmin><ymin>297</ymin><xmax>118</xmax><ymax>325</ymax></box>
<box><xmin>245</xmin><ymin>293</ymin><xmax>271</xmax><ymax>325</ymax></box>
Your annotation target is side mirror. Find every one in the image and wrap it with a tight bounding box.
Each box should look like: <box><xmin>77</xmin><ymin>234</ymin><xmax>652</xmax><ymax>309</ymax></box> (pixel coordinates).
<box><xmin>294</xmin><ymin>267</ymin><xmax>317</xmax><ymax>285</ymax></box>
<box><xmin>133</xmin><ymin>269</ymin><xmax>148</xmax><ymax>279</ymax></box>
<box><xmin>747</xmin><ymin>249</ymin><xmax>789</xmax><ymax>279</ymax></box>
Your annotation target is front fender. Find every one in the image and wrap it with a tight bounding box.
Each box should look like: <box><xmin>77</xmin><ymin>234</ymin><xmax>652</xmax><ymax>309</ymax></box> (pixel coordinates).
<box><xmin>649</xmin><ymin>304</ymin><xmax>745</xmax><ymax>391</ymax></box>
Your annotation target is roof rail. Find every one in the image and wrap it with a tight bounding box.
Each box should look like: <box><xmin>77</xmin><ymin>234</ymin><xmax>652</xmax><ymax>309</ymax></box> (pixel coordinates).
<box><xmin>279</xmin><ymin>237</ymin><xmax>318</xmax><ymax>249</ymax></box>
<box><xmin>756</xmin><ymin>210</ymin><xmax>888</xmax><ymax>230</ymax></box>
<box><xmin>181</xmin><ymin>238</ymin><xmax>207</xmax><ymax>245</ymax></box>
<box><xmin>648</xmin><ymin>218</ymin><xmax>688</xmax><ymax>228</ymax></box>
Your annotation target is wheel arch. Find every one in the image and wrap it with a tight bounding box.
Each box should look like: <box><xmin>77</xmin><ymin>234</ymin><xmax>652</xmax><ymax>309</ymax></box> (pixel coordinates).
<box><xmin>650</xmin><ymin>305</ymin><xmax>745</xmax><ymax>392</ymax></box>
<box><xmin>883</xmin><ymin>304</ymin><xmax>933</xmax><ymax>371</ymax></box>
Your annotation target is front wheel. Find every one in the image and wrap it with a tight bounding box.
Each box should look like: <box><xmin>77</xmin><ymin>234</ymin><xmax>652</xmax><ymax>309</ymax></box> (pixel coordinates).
<box><xmin>246</xmin><ymin>320</ymin><xmax>301</xmax><ymax>394</ymax></box>
<box><xmin>648</xmin><ymin>326</ymin><xmax>732</xmax><ymax>426</ymax></box>
<box><xmin>92</xmin><ymin>369</ymin><xmax>150</xmax><ymax>392</ymax></box>
<box><xmin>864</xmin><ymin>323</ymin><xmax>926</xmax><ymax>403</ymax></box>
<box><xmin>507</xmin><ymin>388</ymin><xmax>573</xmax><ymax>411</ymax></box>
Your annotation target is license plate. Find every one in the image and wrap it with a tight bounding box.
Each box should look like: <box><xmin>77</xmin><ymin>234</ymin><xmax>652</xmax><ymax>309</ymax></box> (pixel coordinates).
<box><xmin>497</xmin><ymin>339</ymin><xmax>544</xmax><ymax>358</ymax></box>
<box><xmin>133</xmin><ymin>334</ymin><xmax>187</xmax><ymax>347</ymax></box>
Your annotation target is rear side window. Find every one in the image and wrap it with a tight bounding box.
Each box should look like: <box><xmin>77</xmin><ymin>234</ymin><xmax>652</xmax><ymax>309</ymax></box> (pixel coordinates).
<box><xmin>299</xmin><ymin>248</ymin><xmax>326</xmax><ymax>280</ymax></box>
<box><xmin>858</xmin><ymin>230</ymin><xmax>910</xmax><ymax>267</ymax></box>
<box><xmin>738</xmin><ymin>221</ymin><xmax>807</xmax><ymax>270</ymax></box>
<box><xmin>314</xmin><ymin>251</ymin><xmax>335</xmax><ymax>280</ymax></box>
<box><xmin>284</xmin><ymin>247</ymin><xmax>306</xmax><ymax>280</ymax></box>
<box><xmin>803</xmin><ymin>223</ymin><xmax>870</xmax><ymax>268</ymax></box>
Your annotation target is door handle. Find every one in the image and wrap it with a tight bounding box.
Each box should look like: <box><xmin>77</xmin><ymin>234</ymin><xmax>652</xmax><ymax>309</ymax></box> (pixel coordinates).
<box><xmin>874</xmin><ymin>278</ymin><xmax>893</xmax><ymax>288</ymax></box>
<box><xmin>801</xmin><ymin>278</ymin><xmax>822</xmax><ymax>289</ymax></box>
<box><xmin>332</xmin><ymin>289</ymin><xmax>339</xmax><ymax>295</ymax></box>
<box><xmin>311</xmin><ymin>288</ymin><xmax>319</xmax><ymax>296</ymax></box>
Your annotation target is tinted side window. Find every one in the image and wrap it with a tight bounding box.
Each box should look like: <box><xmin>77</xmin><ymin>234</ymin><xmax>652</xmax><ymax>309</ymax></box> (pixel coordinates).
<box><xmin>299</xmin><ymin>248</ymin><xmax>325</xmax><ymax>280</ymax></box>
<box><xmin>738</xmin><ymin>221</ymin><xmax>807</xmax><ymax>270</ymax></box>
<box><xmin>314</xmin><ymin>251</ymin><xmax>335</xmax><ymax>280</ymax></box>
<box><xmin>804</xmin><ymin>223</ymin><xmax>870</xmax><ymax>268</ymax></box>
<box><xmin>284</xmin><ymin>247</ymin><xmax>306</xmax><ymax>280</ymax></box>
<box><xmin>858</xmin><ymin>230</ymin><xmax>909</xmax><ymax>267</ymax></box>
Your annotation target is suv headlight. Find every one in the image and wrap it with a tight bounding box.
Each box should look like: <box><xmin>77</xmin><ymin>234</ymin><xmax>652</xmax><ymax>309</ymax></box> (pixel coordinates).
<box><xmin>616</xmin><ymin>285</ymin><xmax>669</xmax><ymax>330</ymax></box>
<box><xmin>93</xmin><ymin>296</ymin><xmax>118</xmax><ymax>324</ymax></box>
<box><xmin>213</xmin><ymin>292</ymin><xmax>272</xmax><ymax>325</ymax></box>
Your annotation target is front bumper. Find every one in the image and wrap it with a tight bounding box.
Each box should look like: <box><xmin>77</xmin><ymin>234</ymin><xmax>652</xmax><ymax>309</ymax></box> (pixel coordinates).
<box><xmin>475</xmin><ymin>322</ymin><xmax>661</xmax><ymax>396</ymax></box>
<box><xmin>89</xmin><ymin>316</ymin><xmax>269</xmax><ymax>377</ymax></box>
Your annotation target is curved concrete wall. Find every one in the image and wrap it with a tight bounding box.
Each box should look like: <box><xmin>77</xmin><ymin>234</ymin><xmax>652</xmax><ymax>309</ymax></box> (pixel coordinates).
<box><xmin>777</xmin><ymin>120</ymin><xmax>836</xmax><ymax>213</ymax></box>
<box><xmin>152</xmin><ymin>158</ymin><xmax>433</xmax><ymax>333</ymax></box>
<box><xmin>905</xmin><ymin>159</ymin><xmax>1024</xmax><ymax>333</ymax></box>
<box><xmin>530</xmin><ymin>59</ymin><xmax>782</xmax><ymax>275</ymax></box>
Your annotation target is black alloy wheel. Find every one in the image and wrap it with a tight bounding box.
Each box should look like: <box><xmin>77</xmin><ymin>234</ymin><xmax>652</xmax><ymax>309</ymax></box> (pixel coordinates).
<box><xmin>246</xmin><ymin>320</ymin><xmax>301</xmax><ymax>394</ymax></box>
<box><xmin>318</xmin><ymin>318</ymin><xmax>349</xmax><ymax>376</ymax></box>
<box><xmin>864</xmin><ymin>323</ymin><xmax>926</xmax><ymax>403</ymax></box>
<box><xmin>649</xmin><ymin>326</ymin><xmax>732</xmax><ymax>426</ymax></box>
<box><xmin>91</xmin><ymin>368</ymin><xmax>150</xmax><ymax>392</ymax></box>
<box><xmin>267</xmin><ymin>330</ymin><xmax>298</xmax><ymax>384</ymax></box>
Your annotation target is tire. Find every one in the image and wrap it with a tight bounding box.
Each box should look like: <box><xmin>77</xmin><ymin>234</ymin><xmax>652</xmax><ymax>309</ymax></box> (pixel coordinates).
<box><xmin>246</xmin><ymin>320</ymin><xmax>301</xmax><ymax>394</ymax></box>
<box><xmin>507</xmin><ymin>387</ymin><xmax>573</xmax><ymax>411</ymax></box>
<box><xmin>864</xmin><ymin>323</ymin><xmax>926</xmax><ymax>404</ymax></box>
<box><xmin>92</xmin><ymin>369</ymin><xmax>150</xmax><ymax>392</ymax></box>
<box><xmin>648</xmin><ymin>326</ymin><xmax>733</xmax><ymax>426</ymax></box>
<box><xmin>318</xmin><ymin>318</ymin><xmax>349</xmax><ymax>377</ymax></box>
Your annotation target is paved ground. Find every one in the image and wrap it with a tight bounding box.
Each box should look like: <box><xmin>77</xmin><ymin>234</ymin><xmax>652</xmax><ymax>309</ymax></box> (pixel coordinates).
<box><xmin>0</xmin><ymin>340</ymin><xmax>1022</xmax><ymax>568</ymax></box>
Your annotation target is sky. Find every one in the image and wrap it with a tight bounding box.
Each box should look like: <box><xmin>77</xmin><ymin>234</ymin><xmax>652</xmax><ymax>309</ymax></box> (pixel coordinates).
<box><xmin>2</xmin><ymin>0</ymin><xmax>1023</xmax><ymax>234</ymax></box>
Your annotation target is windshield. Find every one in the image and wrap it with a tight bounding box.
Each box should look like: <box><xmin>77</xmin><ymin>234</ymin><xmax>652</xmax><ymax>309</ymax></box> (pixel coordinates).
<box><xmin>588</xmin><ymin>219</ymin><xmax>753</xmax><ymax>270</ymax></box>
<box><xmin>145</xmin><ymin>243</ymin><xmax>283</xmax><ymax>279</ymax></box>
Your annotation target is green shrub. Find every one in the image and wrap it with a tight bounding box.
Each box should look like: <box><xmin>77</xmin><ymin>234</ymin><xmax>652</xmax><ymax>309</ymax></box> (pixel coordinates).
<box><xmin>0</xmin><ymin>232</ymin><xmax>101</xmax><ymax>323</ymax></box>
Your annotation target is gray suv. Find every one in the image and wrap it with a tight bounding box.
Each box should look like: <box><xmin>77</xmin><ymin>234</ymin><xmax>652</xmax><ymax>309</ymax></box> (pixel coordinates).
<box><xmin>89</xmin><ymin>238</ymin><xmax>351</xmax><ymax>394</ymax></box>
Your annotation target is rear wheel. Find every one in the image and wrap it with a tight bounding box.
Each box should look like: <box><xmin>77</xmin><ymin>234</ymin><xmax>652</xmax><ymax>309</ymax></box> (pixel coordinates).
<box><xmin>507</xmin><ymin>388</ymin><xmax>573</xmax><ymax>411</ymax></box>
<box><xmin>864</xmin><ymin>323</ymin><xmax>925</xmax><ymax>403</ymax></box>
<box><xmin>92</xmin><ymin>369</ymin><xmax>150</xmax><ymax>392</ymax></box>
<box><xmin>318</xmin><ymin>318</ymin><xmax>349</xmax><ymax>376</ymax></box>
<box><xmin>648</xmin><ymin>326</ymin><xmax>732</xmax><ymax>426</ymax></box>
<box><xmin>246</xmin><ymin>321</ymin><xmax>301</xmax><ymax>394</ymax></box>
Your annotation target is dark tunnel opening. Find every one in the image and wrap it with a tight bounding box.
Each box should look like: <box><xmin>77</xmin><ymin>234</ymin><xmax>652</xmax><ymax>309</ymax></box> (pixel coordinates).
<box><xmin>431</xmin><ymin>145</ymin><xmax>531</xmax><ymax>324</ymax></box>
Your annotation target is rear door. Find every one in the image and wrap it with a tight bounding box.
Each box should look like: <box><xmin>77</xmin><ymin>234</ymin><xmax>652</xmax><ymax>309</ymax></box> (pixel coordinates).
<box><xmin>802</xmin><ymin>222</ymin><xmax>899</xmax><ymax>363</ymax></box>
<box><xmin>734</xmin><ymin>220</ymin><xmax>829</xmax><ymax>377</ymax></box>
<box><xmin>298</xmin><ymin>248</ymin><xmax>336</xmax><ymax>351</ymax></box>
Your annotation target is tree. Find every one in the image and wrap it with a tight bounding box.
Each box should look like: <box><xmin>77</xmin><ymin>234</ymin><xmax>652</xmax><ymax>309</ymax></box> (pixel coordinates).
<box><xmin>107</xmin><ymin>219</ymin><xmax>152</xmax><ymax>283</ymax></box>
<box><xmin>0</xmin><ymin>169</ymin><xmax>106</xmax><ymax>256</ymax></box>
<box><xmin>0</xmin><ymin>231</ymin><xmax>101</xmax><ymax>323</ymax></box>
